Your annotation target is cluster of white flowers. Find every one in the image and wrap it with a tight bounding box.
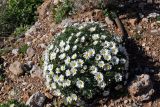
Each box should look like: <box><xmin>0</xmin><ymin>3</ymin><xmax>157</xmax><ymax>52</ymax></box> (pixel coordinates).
<box><xmin>43</xmin><ymin>22</ymin><xmax>128</xmax><ymax>105</ymax></box>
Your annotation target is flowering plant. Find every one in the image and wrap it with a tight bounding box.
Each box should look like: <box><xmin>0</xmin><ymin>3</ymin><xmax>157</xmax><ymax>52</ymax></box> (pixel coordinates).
<box><xmin>43</xmin><ymin>22</ymin><xmax>128</xmax><ymax>105</ymax></box>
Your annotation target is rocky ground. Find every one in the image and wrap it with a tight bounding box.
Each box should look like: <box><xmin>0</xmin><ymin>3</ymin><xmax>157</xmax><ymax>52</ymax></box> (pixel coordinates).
<box><xmin>0</xmin><ymin>0</ymin><xmax>160</xmax><ymax>107</ymax></box>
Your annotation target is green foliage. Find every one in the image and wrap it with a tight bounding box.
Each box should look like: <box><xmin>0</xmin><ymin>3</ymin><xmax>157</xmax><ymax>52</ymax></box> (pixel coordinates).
<box><xmin>157</xmin><ymin>16</ymin><xmax>160</xmax><ymax>21</ymax></box>
<box><xmin>0</xmin><ymin>0</ymin><xmax>43</xmax><ymax>36</ymax></box>
<box><xmin>0</xmin><ymin>74</ymin><xmax>5</xmax><ymax>82</ymax></box>
<box><xmin>0</xmin><ymin>100</ymin><xmax>28</xmax><ymax>107</ymax></box>
<box><xmin>53</xmin><ymin>0</ymin><xmax>72</xmax><ymax>23</ymax></box>
<box><xmin>19</xmin><ymin>44</ymin><xmax>29</xmax><ymax>55</ymax></box>
<box><xmin>12</xmin><ymin>25</ymin><xmax>29</xmax><ymax>37</ymax></box>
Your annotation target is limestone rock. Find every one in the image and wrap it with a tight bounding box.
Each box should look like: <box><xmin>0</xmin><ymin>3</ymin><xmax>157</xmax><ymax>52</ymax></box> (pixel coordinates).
<box><xmin>9</xmin><ymin>61</ymin><xmax>24</xmax><ymax>76</ymax></box>
<box><xmin>26</xmin><ymin>92</ymin><xmax>46</xmax><ymax>107</ymax></box>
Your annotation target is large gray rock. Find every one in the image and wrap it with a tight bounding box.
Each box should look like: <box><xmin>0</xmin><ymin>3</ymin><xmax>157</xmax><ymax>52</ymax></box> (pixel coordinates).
<box><xmin>9</xmin><ymin>61</ymin><xmax>24</xmax><ymax>76</ymax></box>
<box><xmin>128</xmin><ymin>74</ymin><xmax>154</xmax><ymax>101</ymax></box>
<box><xmin>26</xmin><ymin>92</ymin><xmax>46</xmax><ymax>107</ymax></box>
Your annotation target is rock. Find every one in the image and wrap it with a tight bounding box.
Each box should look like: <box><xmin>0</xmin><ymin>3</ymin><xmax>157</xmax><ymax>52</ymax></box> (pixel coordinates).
<box><xmin>129</xmin><ymin>18</ymin><xmax>137</xmax><ymax>26</ymax></box>
<box><xmin>27</xmin><ymin>48</ymin><xmax>35</xmax><ymax>58</ymax></box>
<box><xmin>38</xmin><ymin>43</ymin><xmax>46</xmax><ymax>49</ymax></box>
<box><xmin>142</xmin><ymin>18</ymin><xmax>148</xmax><ymax>22</ymax></box>
<box><xmin>105</xmin><ymin>17</ymin><xmax>113</xmax><ymax>25</ymax></box>
<box><xmin>9</xmin><ymin>61</ymin><xmax>24</xmax><ymax>76</ymax></box>
<box><xmin>21</xmin><ymin>61</ymin><xmax>33</xmax><ymax>73</ymax></box>
<box><xmin>150</xmin><ymin>29</ymin><xmax>158</xmax><ymax>34</ymax></box>
<box><xmin>26</xmin><ymin>92</ymin><xmax>46</xmax><ymax>107</ymax></box>
<box><xmin>128</xmin><ymin>74</ymin><xmax>154</xmax><ymax>101</ymax></box>
<box><xmin>11</xmin><ymin>49</ymin><xmax>19</xmax><ymax>56</ymax></box>
<box><xmin>124</xmin><ymin>100</ymin><xmax>128</xmax><ymax>104</ymax></box>
<box><xmin>30</xmin><ymin>65</ymin><xmax>43</xmax><ymax>78</ymax></box>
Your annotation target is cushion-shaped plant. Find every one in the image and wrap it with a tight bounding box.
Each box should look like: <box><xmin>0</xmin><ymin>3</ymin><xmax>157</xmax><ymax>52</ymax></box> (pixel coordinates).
<box><xmin>43</xmin><ymin>22</ymin><xmax>128</xmax><ymax>105</ymax></box>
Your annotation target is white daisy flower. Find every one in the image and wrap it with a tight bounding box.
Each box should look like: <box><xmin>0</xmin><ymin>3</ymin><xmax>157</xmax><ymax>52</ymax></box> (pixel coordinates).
<box><xmin>59</xmin><ymin>74</ymin><xmax>64</xmax><ymax>82</ymax></box>
<box><xmin>53</xmin><ymin>75</ymin><xmax>59</xmax><ymax>82</ymax></box>
<box><xmin>83</xmin><ymin>51</ymin><xmax>90</xmax><ymax>59</ymax></box>
<box><xmin>120</xmin><ymin>58</ymin><xmax>126</xmax><ymax>64</ymax></box>
<box><xmin>83</xmin><ymin>65</ymin><xmax>87</xmax><ymax>70</ymax></box>
<box><xmin>49</xmin><ymin>44</ymin><xmax>54</xmax><ymax>50</ymax></box>
<box><xmin>118</xmin><ymin>45</ymin><xmax>125</xmax><ymax>52</ymax></box>
<box><xmin>111</xmin><ymin>48</ymin><xmax>118</xmax><ymax>55</ymax></box>
<box><xmin>76</xmin><ymin>32</ymin><xmax>81</xmax><ymax>37</ymax></box>
<box><xmin>88</xmin><ymin>49</ymin><xmax>95</xmax><ymax>57</ymax></box>
<box><xmin>100</xmin><ymin>49</ymin><xmax>109</xmax><ymax>56</ymax></box>
<box><xmin>103</xmin><ymin>41</ymin><xmax>110</xmax><ymax>48</ymax></box>
<box><xmin>51</xmin><ymin>83</ymin><xmax>56</xmax><ymax>89</ymax></box>
<box><xmin>71</xmin><ymin>94</ymin><xmax>77</xmax><ymax>101</ymax></box>
<box><xmin>71</xmin><ymin>68</ymin><xmax>77</xmax><ymax>76</ymax></box>
<box><xmin>66</xmin><ymin>96</ymin><xmax>72</xmax><ymax>104</ymax></box>
<box><xmin>66</xmin><ymin>79</ymin><xmax>71</xmax><ymax>86</ymax></box>
<box><xmin>92</xmin><ymin>34</ymin><xmax>99</xmax><ymax>40</ymax></box>
<box><xmin>49</xmin><ymin>71</ymin><xmax>54</xmax><ymax>76</ymax></box>
<box><xmin>78</xmin><ymin>26</ymin><xmax>84</xmax><ymax>30</ymax></box>
<box><xmin>56</xmin><ymin>68</ymin><xmax>60</xmax><ymax>74</ymax></box>
<box><xmin>93</xmin><ymin>41</ymin><xmax>98</xmax><ymax>45</ymax></box>
<box><xmin>46</xmin><ymin>75</ymin><xmax>51</xmax><ymax>83</ymax></box>
<box><xmin>101</xmin><ymin>35</ymin><xmax>106</xmax><ymax>40</ymax></box>
<box><xmin>81</xmin><ymin>36</ymin><xmax>85</xmax><ymax>42</ymax></box>
<box><xmin>59</xmin><ymin>40</ymin><xmax>65</xmax><ymax>48</ymax></box>
<box><xmin>99</xmin><ymin>82</ymin><xmax>106</xmax><ymax>89</ymax></box>
<box><xmin>89</xmin><ymin>27</ymin><xmax>96</xmax><ymax>32</ymax></box>
<box><xmin>59</xmin><ymin>53</ymin><xmax>66</xmax><ymax>60</ymax></box>
<box><xmin>109</xmin><ymin>42</ymin><xmax>116</xmax><ymax>49</ymax></box>
<box><xmin>104</xmin><ymin>63</ymin><xmax>112</xmax><ymax>70</ymax></box>
<box><xmin>95</xmin><ymin>54</ymin><xmax>101</xmax><ymax>61</ymax></box>
<box><xmin>76</xmin><ymin>80</ymin><xmax>84</xmax><ymax>89</ymax></box>
<box><xmin>72</xmin><ymin>45</ymin><xmax>77</xmax><ymax>51</ymax></box>
<box><xmin>65</xmin><ymin>45</ymin><xmax>70</xmax><ymax>51</ymax></box>
<box><xmin>80</xmin><ymin>69</ymin><xmax>85</xmax><ymax>73</ymax></box>
<box><xmin>55</xmin><ymin>47</ymin><xmax>59</xmax><ymax>53</ymax></box>
<box><xmin>60</xmin><ymin>47</ymin><xmax>65</xmax><ymax>53</ymax></box>
<box><xmin>78</xmin><ymin>59</ymin><xmax>84</xmax><ymax>67</ymax></box>
<box><xmin>65</xmin><ymin>56</ymin><xmax>71</xmax><ymax>65</ymax></box>
<box><xmin>70</xmin><ymin>61</ymin><xmax>78</xmax><ymax>68</ymax></box>
<box><xmin>50</xmin><ymin>52</ymin><xmax>56</xmax><ymax>60</ymax></box>
<box><xmin>112</xmin><ymin>56</ymin><xmax>119</xmax><ymax>65</ymax></box>
<box><xmin>103</xmin><ymin>54</ymin><xmax>112</xmax><ymax>61</ymax></box>
<box><xmin>98</xmin><ymin>61</ymin><xmax>105</xmax><ymax>68</ymax></box>
<box><xmin>60</xmin><ymin>65</ymin><xmax>66</xmax><ymax>71</ymax></box>
<box><xmin>66</xmin><ymin>69</ymin><xmax>71</xmax><ymax>77</ymax></box>
<box><xmin>115</xmin><ymin>73</ymin><xmax>123</xmax><ymax>82</ymax></box>
<box><xmin>48</xmin><ymin>64</ymin><xmax>53</xmax><ymax>71</ymax></box>
<box><xmin>57</xmin><ymin>81</ymin><xmax>62</xmax><ymax>86</ymax></box>
<box><xmin>90</xmin><ymin>66</ymin><xmax>98</xmax><ymax>74</ymax></box>
<box><xmin>54</xmin><ymin>89</ymin><xmax>61</xmax><ymax>96</ymax></box>
<box><xmin>94</xmin><ymin>72</ymin><xmax>104</xmax><ymax>83</ymax></box>
<box><xmin>71</xmin><ymin>53</ymin><xmax>77</xmax><ymax>59</ymax></box>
